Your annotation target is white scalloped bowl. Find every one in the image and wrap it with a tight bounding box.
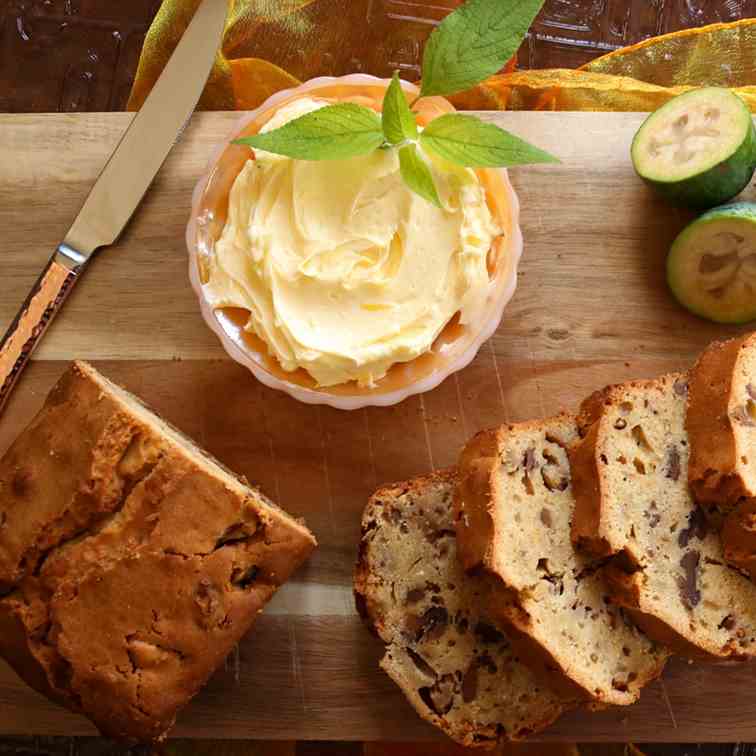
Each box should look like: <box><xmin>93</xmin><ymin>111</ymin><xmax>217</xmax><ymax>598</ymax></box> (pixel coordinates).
<box><xmin>186</xmin><ymin>74</ymin><xmax>523</xmax><ymax>410</ymax></box>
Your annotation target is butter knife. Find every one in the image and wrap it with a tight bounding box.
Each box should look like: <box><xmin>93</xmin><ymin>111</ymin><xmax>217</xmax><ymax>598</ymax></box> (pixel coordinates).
<box><xmin>0</xmin><ymin>0</ymin><xmax>228</xmax><ymax>414</ymax></box>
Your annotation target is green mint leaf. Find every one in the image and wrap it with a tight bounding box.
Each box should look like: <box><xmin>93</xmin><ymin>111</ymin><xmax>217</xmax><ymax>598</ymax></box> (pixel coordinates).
<box><xmin>382</xmin><ymin>72</ymin><xmax>418</xmax><ymax>145</ymax></box>
<box><xmin>234</xmin><ymin>103</ymin><xmax>384</xmax><ymax>160</ymax></box>
<box><xmin>420</xmin><ymin>113</ymin><xmax>559</xmax><ymax>168</ymax></box>
<box><xmin>399</xmin><ymin>145</ymin><xmax>442</xmax><ymax>208</ymax></box>
<box><xmin>420</xmin><ymin>0</ymin><xmax>545</xmax><ymax>98</ymax></box>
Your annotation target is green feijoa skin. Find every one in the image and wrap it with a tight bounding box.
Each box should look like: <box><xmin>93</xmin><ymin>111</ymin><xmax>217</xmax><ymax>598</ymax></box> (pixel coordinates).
<box><xmin>633</xmin><ymin>88</ymin><xmax>756</xmax><ymax>210</ymax></box>
<box><xmin>667</xmin><ymin>202</ymin><xmax>756</xmax><ymax>324</ymax></box>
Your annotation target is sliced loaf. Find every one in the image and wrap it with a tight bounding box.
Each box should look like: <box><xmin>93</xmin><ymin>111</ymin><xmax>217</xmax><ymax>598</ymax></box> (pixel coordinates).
<box><xmin>0</xmin><ymin>362</ymin><xmax>317</xmax><ymax>742</ymax></box>
<box><xmin>354</xmin><ymin>470</ymin><xmax>573</xmax><ymax>747</ymax></box>
<box><xmin>687</xmin><ymin>332</ymin><xmax>756</xmax><ymax>576</ymax></box>
<box><xmin>688</xmin><ymin>332</ymin><xmax>756</xmax><ymax>510</ymax></box>
<box><xmin>570</xmin><ymin>373</ymin><xmax>756</xmax><ymax>658</ymax></box>
<box><xmin>455</xmin><ymin>416</ymin><xmax>669</xmax><ymax>706</ymax></box>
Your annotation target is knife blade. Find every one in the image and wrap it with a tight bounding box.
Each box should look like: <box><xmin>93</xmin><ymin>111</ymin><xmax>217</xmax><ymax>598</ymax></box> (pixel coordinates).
<box><xmin>0</xmin><ymin>0</ymin><xmax>228</xmax><ymax>414</ymax></box>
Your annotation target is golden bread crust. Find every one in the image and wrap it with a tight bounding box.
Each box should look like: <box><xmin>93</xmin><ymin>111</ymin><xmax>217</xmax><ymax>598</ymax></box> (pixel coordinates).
<box><xmin>723</xmin><ymin>499</ymin><xmax>756</xmax><ymax>578</ymax></box>
<box><xmin>0</xmin><ymin>361</ymin><xmax>316</xmax><ymax>742</ymax></box>
<box><xmin>688</xmin><ymin>333</ymin><xmax>756</xmax><ymax>577</ymax></box>
<box><xmin>454</xmin><ymin>429</ymin><xmax>502</xmax><ymax>574</ymax></box>
<box><xmin>569</xmin><ymin>419</ymin><xmax>613</xmax><ymax>558</ymax></box>
<box><xmin>687</xmin><ymin>334</ymin><xmax>755</xmax><ymax>508</ymax></box>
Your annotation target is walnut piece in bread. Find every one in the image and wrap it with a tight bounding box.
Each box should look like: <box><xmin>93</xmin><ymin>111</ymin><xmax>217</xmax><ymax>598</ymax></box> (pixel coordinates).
<box><xmin>570</xmin><ymin>373</ymin><xmax>756</xmax><ymax>659</ymax></box>
<box><xmin>455</xmin><ymin>416</ymin><xmax>669</xmax><ymax>706</ymax></box>
<box><xmin>0</xmin><ymin>361</ymin><xmax>316</xmax><ymax>742</ymax></box>
<box><xmin>354</xmin><ymin>470</ymin><xmax>574</xmax><ymax>748</ymax></box>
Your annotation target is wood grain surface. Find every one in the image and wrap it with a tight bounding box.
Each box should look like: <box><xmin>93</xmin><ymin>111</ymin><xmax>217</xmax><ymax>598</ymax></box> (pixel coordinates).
<box><xmin>0</xmin><ymin>112</ymin><xmax>755</xmax><ymax>743</ymax></box>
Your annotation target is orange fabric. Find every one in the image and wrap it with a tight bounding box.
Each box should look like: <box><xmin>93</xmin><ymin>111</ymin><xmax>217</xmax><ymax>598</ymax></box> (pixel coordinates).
<box><xmin>521</xmin><ymin>18</ymin><xmax>756</xmax><ymax>111</ymax></box>
<box><xmin>128</xmin><ymin>3</ymin><xmax>756</xmax><ymax>113</ymax></box>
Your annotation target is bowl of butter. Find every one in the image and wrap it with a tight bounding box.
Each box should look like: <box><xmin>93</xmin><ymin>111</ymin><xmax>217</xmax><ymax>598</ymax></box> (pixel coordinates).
<box><xmin>187</xmin><ymin>74</ymin><xmax>523</xmax><ymax>409</ymax></box>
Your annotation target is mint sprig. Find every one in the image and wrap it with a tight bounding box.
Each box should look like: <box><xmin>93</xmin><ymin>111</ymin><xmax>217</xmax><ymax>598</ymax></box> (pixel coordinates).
<box><xmin>233</xmin><ymin>0</ymin><xmax>557</xmax><ymax>205</ymax></box>
<box><xmin>420</xmin><ymin>114</ymin><xmax>559</xmax><ymax>168</ymax></box>
<box><xmin>420</xmin><ymin>0</ymin><xmax>545</xmax><ymax>98</ymax></box>
<box><xmin>399</xmin><ymin>145</ymin><xmax>442</xmax><ymax>208</ymax></box>
<box><xmin>383</xmin><ymin>72</ymin><xmax>418</xmax><ymax>145</ymax></box>
<box><xmin>235</xmin><ymin>103</ymin><xmax>383</xmax><ymax>160</ymax></box>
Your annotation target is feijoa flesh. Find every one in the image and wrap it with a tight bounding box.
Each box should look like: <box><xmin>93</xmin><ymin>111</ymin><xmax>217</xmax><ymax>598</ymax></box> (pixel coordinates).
<box><xmin>668</xmin><ymin>201</ymin><xmax>756</xmax><ymax>323</ymax></box>
<box><xmin>633</xmin><ymin>88</ymin><xmax>755</xmax><ymax>209</ymax></box>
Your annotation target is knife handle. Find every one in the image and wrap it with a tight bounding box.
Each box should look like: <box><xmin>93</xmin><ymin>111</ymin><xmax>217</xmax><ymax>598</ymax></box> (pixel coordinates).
<box><xmin>0</xmin><ymin>251</ymin><xmax>81</xmax><ymax>414</ymax></box>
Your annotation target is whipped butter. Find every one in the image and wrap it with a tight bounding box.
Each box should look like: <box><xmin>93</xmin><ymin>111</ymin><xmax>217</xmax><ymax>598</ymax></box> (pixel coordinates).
<box><xmin>204</xmin><ymin>97</ymin><xmax>502</xmax><ymax>387</ymax></box>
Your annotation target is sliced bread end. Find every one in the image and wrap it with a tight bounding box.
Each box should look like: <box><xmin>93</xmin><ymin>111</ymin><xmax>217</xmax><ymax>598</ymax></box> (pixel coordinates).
<box><xmin>355</xmin><ymin>470</ymin><xmax>571</xmax><ymax>747</ymax></box>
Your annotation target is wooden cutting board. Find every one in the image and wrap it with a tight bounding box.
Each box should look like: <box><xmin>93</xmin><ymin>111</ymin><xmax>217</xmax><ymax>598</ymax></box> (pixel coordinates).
<box><xmin>1</xmin><ymin>111</ymin><xmax>755</xmax><ymax>743</ymax></box>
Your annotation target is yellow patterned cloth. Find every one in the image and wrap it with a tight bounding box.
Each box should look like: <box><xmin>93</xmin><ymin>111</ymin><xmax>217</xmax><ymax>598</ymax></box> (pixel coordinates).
<box><xmin>127</xmin><ymin>3</ymin><xmax>756</xmax><ymax>112</ymax></box>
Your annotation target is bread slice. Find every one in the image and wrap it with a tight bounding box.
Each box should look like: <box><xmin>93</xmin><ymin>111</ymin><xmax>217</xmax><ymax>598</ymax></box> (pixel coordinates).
<box><xmin>455</xmin><ymin>416</ymin><xmax>668</xmax><ymax>706</ymax></box>
<box><xmin>688</xmin><ymin>332</ymin><xmax>756</xmax><ymax>509</ymax></box>
<box><xmin>722</xmin><ymin>497</ymin><xmax>756</xmax><ymax>579</ymax></box>
<box><xmin>0</xmin><ymin>362</ymin><xmax>317</xmax><ymax>742</ymax></box>
<box><xmin>354</xmin><ymin>470</ymin><xmax>573</xmax><ymax>747</ymax></box>
<box><xmin>687</xmin><ymin>333</ymin><xmax>756</xmax><ymax>576</ymax></box>
<box><xmin>570</xmin><ymin>372</ymin><xmax>756</xmax><ymax>658</ymax></box>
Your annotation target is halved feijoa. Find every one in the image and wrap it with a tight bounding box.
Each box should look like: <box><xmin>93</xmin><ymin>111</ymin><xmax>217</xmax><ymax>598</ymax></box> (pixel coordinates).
<box><xmin>632</xmin><ymin>88</ymin><xmax>755</xmax><ymax>209</ymax></box>
<box><xmin>668</xmin><ymin>202</ymin><xmax>756</xmax><ymax>324</ymax></box>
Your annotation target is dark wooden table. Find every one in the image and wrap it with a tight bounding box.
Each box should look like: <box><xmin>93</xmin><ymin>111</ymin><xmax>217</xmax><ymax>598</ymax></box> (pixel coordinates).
<box><xmin>0</xmin><ymin>1</ymin><xmax>754</xmax><ymax>754</ymax></box>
